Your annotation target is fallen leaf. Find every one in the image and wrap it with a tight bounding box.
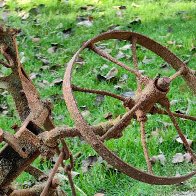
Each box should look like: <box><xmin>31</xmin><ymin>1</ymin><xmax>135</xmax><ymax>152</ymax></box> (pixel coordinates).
<box><xmin>56</xmin><ymin>170</ymin><xmax>79</xmax><ymax>180</ymax></box>
<box><xmin>151</xmin><ymin>129</ymin><xmax>160</xmax><ymax>137</ymax></box>
<box><xmin>100</xmin><ymin>64</ymin><xmax>109</xmax><ymax>71</ymax></box>
<box><xmin>157</xmin><ymin>120</ymin><xmax>172</xmax><ymax>128</ymax></box>
<box><xmin>80</xmin><ymin>5</ymin><xmax>95</xmax><ymax>11</ymax></box>
<box><xmin>32</xmin><ymin>37</ymin><xmax>41</xmax><ymax>43</ymax></box>
<box><xmin>49</xmin><ymin>64</ymin><xmax>62</xmax><ymax>71</ymax></box>
<box><xmin>115</xmin><ymin>51</ymin><xmax>126</xmax><ymax>59</ymax></box>
<box><xmin>176</xmin><ymin>44</ymin><xmax>183</xmax><ymax>49</ymax></box>
<box><xmin>36</xmin><ymin>54</ymin><xmax>50</xmax><ymax>65</ymax></box>
<box><xmin>119</xmin><ymin>74</ymin><xmax>128</xmax><ymax>82</ymax></box>
<box><xmin>37</xmin><ymin>80</ymin><xmax>49</xmax><ymax>88</ymax></box>
<box><xmin>81</xmin><ymin>155</ymin><xmax>103</xmax><ymax>173</ymax></box>
<box><xmin>116</xmin><ymin>10</ymin><xmax>123</xmax><ymax>17</ymax></box>
<box><xmin>107</xmin><ymin>24</ymin><xmax>121</xmax><ymax>31</ymax></box>
<box><xmin>94</xmin><ymin>193</ymin><xmax>105</xmax><ymax>196</ymax></box>
<box><xmin>19</xmin><ymin>52</ymin><xmax>26</xmax><ymax>63</ymax></box>
<box><xmin>121</xmin><ymin>91</ymin><xmax>135</xmax><ymax>98</ymax></box>
<box><xmin>47</xmin><ymin>46</ymin><xmax>58</xmax><ymax>54</ymax></box>
<box><xmin>142</xmin><ymin>56</ymin><xmax>154</xmax><ymax>64</ymax></box>
<box><xmin>113</xmin><ymin>5</ymin><xmax>126</xmax><ymax>10</ymax></box>
<box><xmin>157</xmin><ymin>154</ymin><xmax>166</xmax><ymax>165</ymax></box>
<box><xmin>114</xmin><ymin>84</ymin><xmax>122</xmax><ymax>90</ymax></box>
<box><xmin>120</xmin><ymin>44</ymin><xmax>131</xmax><ymax>51</ymax></box>
<box><xmin>131</xmin><ymin>3</ymin><xmax>140</xmax><ymax>8</ymax></box>
<box><xmin>77</xmin><ymin>20</ymin><xmax>93</xmax><ymax>27</ymax></box>
<box><xmin>56</xmin><ymin>115</ymin><xmax>65</xmax><ymax>121</ymax></box>
<box><xmin>18</xmin><ymin>11</ymin><xmax>29</xmax><ymax>20</ymax></box>
<box><xmin>184</xmin><ymin>153</ymin><xmax>192</xmax><ymax>163</ymax></box>
<box><xmin>77</xmin><ymin>16</ymin><xmax>93</xmax><ymax>27</ymax></box>
<box><xmin>81</xmin><ymin>110</ymin><xmax>90</xmax><ymax>118</ymax></box>
<box><xmin>190</xmin><ymin>44</ymin><xmax>196</xmax><ymax>52</ymax></box>
<box><xmin>139</xmin><ymin>70</ymin><xmax>145</xmax><ymax>74</ymax></box>
<box><xmin>150</xmin><ymin>154</ymin><xmax>166</xmax><ymax>165</ymax></box>
<box><xmin>174</xmin><ymin>110</ymin><xmax>186</xmax><ymax>114</ymax></box>
<box><xmin>0</xmin><ymin>1</ymin><xmax>5</xmax><ymax>8</ymax></box>
<box><xmin>0</xmin><ymin>103</ymin><xmax>8</xmax><ymax>115</ymax></box>
<box><xmin>175</xmin><ymin>136</ymin><xmax>193</xmax><ymax>147</ymax></box>
<box><xmin>80</xmin><ymin>105</ymin><xmax>88</xmax><ymax>111</ymax></box>
<box><xmin>29</xmin><ymin>72</ymin><xmax>41</xmax><ymax>80</ymax></box>
<box><xmin>2</xmin><ymin>11</ymin><xmax>9</xmax><ymax>22</ymax></box>
<box><xmin>29</xmin><ymin>4</ymin><xmax>45</xmax><ymax>15</ymax></box>
<box><xmin>173</xmin><ymin>191</ymin><xmax>196</xmax><ymax>196</ymax></box>
<box><xmin>75</xmin><ymin>56</ymin><xmax>85</xmax><ymax>65</ymax></box>
<box><xmin>167</xmin><ymin>40</ymin><xmax>176</xmax><ymax>45</ymax></box>
<box><xmin>119</xmin><ymin>5</ymin><xmax>126</xmax><ymax>9</ymax></box>
<box><xmin>40</xmin><ymin>58</ymin><xmax>50</xmax><ymax>65</ymax></box>
<box><xmin>170</xmin><ymin>99</ymin><xmax>179</xmax><ymax>106</ymax></box>
<box><xmin>105</xmin><ymin>67</ymin><xmax>118</xmax><ymax>80</ymax></box>
<box><xmin>62</xmin><ymin>28</ymin><xmax>72</xmax><ymax>38</ymax></box>
<box><xmin>23</xmin><ymin>181</ymin><xmax>35</xmax><ymax>189</ymax></box>
<box><xmin>172</xmin><ymin>153</ymin><xmax>184</xmax><ymax>164</ymax></box>
<box><xmin>159</xmin><ymin>136</ymin><xmax>164</xmax><ymax>144</ymax></box>
<box><xmin>129</xmin><ymin>18</ymin><xmax>141</xmax><ymax>26</ymax></box>
<box><xmin>97</xmin><ymin>74</ymin><xmax>106</xmax><ymax>81</ymax></box>
<box><xmin>94</xmin><ymin>94</ymin><xmax>105</xmax><ymax>106</ymax></box>
<box><xmin>96</xmin><ymin>44</ymin><xmax>112</xmax><ymax>54</ymax></box>
<box><xmin>160</xmin><ymin>63</ymin><xmax>170</xmax><ymax>70</ymax></box>
<box><xmin>104</xmin><ymin>112</ymin><xmax>113</xmax><ymax>120</ymax></box>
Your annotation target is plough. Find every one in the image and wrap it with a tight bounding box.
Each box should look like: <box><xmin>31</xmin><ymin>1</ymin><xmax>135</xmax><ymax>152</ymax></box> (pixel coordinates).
<box><xmin>0</xmin><ymin>27</ymin><xmax>195</xmax><ymax>195</ymax></box>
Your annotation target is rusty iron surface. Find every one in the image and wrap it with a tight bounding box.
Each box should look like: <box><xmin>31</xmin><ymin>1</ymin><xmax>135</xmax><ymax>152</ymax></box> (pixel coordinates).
<box><xmin>0</xmin><ymin>28</ymin><xmax>195</xmax><ymax>194</ymax></box>
<box><xmin>63</xmin><ymin>31</ymin><xmax>196</xmax><ymax>185</ymax></box>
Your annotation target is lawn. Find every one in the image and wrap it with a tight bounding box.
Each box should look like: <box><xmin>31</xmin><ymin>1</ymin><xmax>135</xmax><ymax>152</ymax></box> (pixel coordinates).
<box><xmin>0</xmin><ymin>0</ymin><xmax>196</xmax><ymax>195</ymax></box>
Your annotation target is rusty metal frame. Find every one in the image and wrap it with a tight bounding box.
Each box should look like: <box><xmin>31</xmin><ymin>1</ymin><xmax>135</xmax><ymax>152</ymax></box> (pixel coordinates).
<box><xmin>0</xmin><ymin>28</ymin><xmax>195</xmax><ymax>195</ymax></box>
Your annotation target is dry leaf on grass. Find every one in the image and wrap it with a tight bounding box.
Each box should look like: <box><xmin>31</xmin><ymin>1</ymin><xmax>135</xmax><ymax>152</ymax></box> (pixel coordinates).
<box><xmin>81</xmin><ymin>155</ymin><xmax>103</xmax><ymax>173</ymax></box>
<box><xmin>175</xmin><ymin>136</ymin><xmax>193</xmax><ymax>147</ymax></box>
<box><xmin>172</xmin><ymin>152</ymin><xmax>192</xmax><ymax>164</ymax></box>
<box><xmin>105</xmin><ymin>67</ymin><xmax>118</xmax><ymax>80</ymax></box>
<box><xmin>94</xmin><ymin>193</ymin><xmax>105</xmax><ymax>196</ymax></box>
<box><xmin>172</xmin><ymin>153</ymin><xmax>184</xmax><ymax>164</ymax></box>
<box><xmin>151</xmin><ymin>154</ymin><xmax>166</xmax><ymax>165</ymax></box>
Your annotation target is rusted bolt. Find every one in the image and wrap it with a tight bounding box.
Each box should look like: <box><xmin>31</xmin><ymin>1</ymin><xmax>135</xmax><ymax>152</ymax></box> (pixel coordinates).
<box><xmin>51</xmin><ymin>178</ymin><xmax>59</xmax><ymax>189</ymax></box>
<box><xmin>156</xmin><ymin>77</ymin><xmax>170</xmax><ymax>92</ymax></box>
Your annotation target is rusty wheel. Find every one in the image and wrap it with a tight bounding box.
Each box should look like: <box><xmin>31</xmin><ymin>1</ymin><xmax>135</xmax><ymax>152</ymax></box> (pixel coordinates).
<box><xmin>63</xmin><ymin>31</ymin><xmax>196</xmax><ymax>185</ymax></box>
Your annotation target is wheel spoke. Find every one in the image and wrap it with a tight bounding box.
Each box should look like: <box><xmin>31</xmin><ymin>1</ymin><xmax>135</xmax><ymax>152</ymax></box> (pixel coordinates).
<box><xmin>140</xmin><ymin>120</ymin><xmax>153</xmax><ymax>174</ymax></box>
<box><xmin>169</xmin><ymin>67</ymin><xmax>185</xmax><ymax>81</ymax></box>
<box><xmin>152</xmin><ymin>107</ymin><xmax>196</xmax><ymax>121</ymax></box>
<box><xmin>165</xmin><ymin>107</ymin><xmax>196</xmax><ymax>162</ymax></box>
<box><xmin>131</xmin><ymin>36</ymin><xmax>142</xmax><ymax>93</ymax></box>
<box><xmin>101</xmin><ymin>101</ymin><xmax>142</xmax><ymax>141</ymax></box>
<box><xmin>72</xmin><ymin>84</ymin><xmax>126</xmax><ymax>102</ymax></box>
<box><xmin>89</xmin><ymin>43</ymin><xmax>145</xmax><ymax>79</ymax></box>
<box><xmin>40</xmin><ymin>148</ymin><xmax>64</xmax><ymax>196</ymax></box>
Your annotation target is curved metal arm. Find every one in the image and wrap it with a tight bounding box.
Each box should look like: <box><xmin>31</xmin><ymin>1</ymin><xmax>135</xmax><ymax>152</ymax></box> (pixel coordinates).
<box><xmin>72</xmin><ymin>84</ymin><xmax>126</xmax><ymax>101</ymax></box>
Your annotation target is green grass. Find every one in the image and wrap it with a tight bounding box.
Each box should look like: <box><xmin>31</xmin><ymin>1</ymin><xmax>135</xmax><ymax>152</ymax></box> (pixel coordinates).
<box><xmin>0</xmin><ymin>0</ymin><xmax>196</xmax><ymax>195</ymax></box>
